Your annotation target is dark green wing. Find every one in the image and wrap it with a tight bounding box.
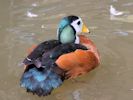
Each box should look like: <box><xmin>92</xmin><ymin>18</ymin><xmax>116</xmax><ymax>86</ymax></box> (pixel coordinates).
<box><xmin>23</xmin><ymin>40</ymin><xmax>61</xmax><ymax>65</ymax></box>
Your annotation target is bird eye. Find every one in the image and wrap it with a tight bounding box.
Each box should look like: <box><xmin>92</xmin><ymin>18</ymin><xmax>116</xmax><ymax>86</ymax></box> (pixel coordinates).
<box><xmin>77</xmin><ymin>21</ymin><xmax>81</xmax><ymax>25</ymax></box>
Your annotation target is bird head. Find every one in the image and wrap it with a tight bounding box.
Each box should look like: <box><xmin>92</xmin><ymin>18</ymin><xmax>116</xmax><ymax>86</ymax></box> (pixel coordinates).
<box><xmin>57</xmin><ymin>15</ymin><xmax>90</xmax><ymax>44</ymax></box>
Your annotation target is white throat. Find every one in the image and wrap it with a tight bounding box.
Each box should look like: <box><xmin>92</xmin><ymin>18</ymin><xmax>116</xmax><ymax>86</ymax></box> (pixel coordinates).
<box><xmin>71</xmin><ymin>17</ymin><xmax>83</xmax><ymax>34</ymax></box>
<box><xmin>75</xmin><ymin>35</ymin><xmax>80</xmax><ymax>44</ymax></box>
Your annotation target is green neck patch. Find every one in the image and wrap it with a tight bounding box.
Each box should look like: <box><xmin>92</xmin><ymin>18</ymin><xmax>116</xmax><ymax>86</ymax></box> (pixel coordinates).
<box><xmin>59</xmin><ymin>25</ymin><xmax>76</xmax><ymax>44</ymax></box>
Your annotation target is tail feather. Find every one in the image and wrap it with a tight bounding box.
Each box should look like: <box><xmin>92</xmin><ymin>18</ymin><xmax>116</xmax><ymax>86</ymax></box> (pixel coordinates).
<box><xmin>20</xmin><ymin>65</ymin><xmax>63</xmax><ymax>96</ymax></box>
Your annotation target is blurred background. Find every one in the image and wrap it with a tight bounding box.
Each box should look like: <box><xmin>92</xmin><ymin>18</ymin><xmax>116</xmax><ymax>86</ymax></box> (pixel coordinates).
<box><xmin>0</xmin><ymin>0</ymin><xmax>133</xmax><ymax>100</ymax></box>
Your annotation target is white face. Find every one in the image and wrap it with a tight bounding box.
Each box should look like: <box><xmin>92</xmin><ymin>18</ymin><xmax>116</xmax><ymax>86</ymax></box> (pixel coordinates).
<box><xmin>70</xmin><ymin>17</ymin><xmax>83</xmax><ymax>34</ymax></box>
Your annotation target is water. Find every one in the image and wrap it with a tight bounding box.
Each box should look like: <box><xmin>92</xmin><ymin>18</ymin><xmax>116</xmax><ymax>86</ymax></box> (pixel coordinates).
<box><xmin>0</xmin><ymin>0</ymin><xmax>133</xmax><ymax>100</ymax></box>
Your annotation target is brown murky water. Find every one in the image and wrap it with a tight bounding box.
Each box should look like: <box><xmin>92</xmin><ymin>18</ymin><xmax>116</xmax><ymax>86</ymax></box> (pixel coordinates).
<box><xmin>0</xmin><ymin>0</ymin><xmax>133</xmax><ymax>100</ymax></box>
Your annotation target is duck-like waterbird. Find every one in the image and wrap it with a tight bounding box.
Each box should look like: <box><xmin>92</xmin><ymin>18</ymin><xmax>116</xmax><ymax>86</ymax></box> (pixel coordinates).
<box><xmin>20</xmin><ymin>15</ymin><xmax>100</xmax><ymax>96</ymax></box>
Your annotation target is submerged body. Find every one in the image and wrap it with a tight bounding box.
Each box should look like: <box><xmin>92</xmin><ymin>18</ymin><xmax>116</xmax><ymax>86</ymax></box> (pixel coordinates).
<box><xmin>20</xmin><ymin>15</ymin><xmax>100</xmax><ymax>96</ymax></box>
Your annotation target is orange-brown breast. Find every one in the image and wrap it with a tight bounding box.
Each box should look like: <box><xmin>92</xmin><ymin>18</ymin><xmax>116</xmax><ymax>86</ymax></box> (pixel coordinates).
<box><xmin>56</xmin><ymin>35</ymin><xmax>100</xmax><ymax>78</ymax></box>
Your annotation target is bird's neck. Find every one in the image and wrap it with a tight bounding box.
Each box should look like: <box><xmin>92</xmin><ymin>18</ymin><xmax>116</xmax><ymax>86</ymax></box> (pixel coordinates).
<box><xmin>75</xmin><ymin>35</ymin><xmax>80</xmax><ymax>44</ymax></box>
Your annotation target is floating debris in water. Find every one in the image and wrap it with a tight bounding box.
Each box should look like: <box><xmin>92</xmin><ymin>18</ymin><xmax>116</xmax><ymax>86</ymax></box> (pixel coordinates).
<box><xmin>112</xmin><ymin>0</ymin><xmax>118</xmax><ymax>2</ymax></box>
<box><xmin>32</xmin><ymin>3</ymin><xmax>38</xmax><ymax>7</ymax></box>
<box><xmin>114</xmin><ymin>30</ymin><xmax>129</xmax><ymax>36</ymax></box>
<box><xmin>41</xmin><ymin>24</ymin><xmax>45</xmax><ymax>29</ymax></box>
<box><xmin>130</xmin><ymin>89</ymin><xmax>133</xmax><ymax>91</ymax></box>
<box><xmin>110</xmin><ymin>5</ymin><xmax>124</xmax><ymax>16</ymax></box>
<box><xmin>26</xmin><ymin>11</ymin><xmax>38</xmax><ymax>18</ymax></box>
<box><xmin>72</xmin><ymin>90</ymin><xmax>81</xmax><ymax>100</ymax></box>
